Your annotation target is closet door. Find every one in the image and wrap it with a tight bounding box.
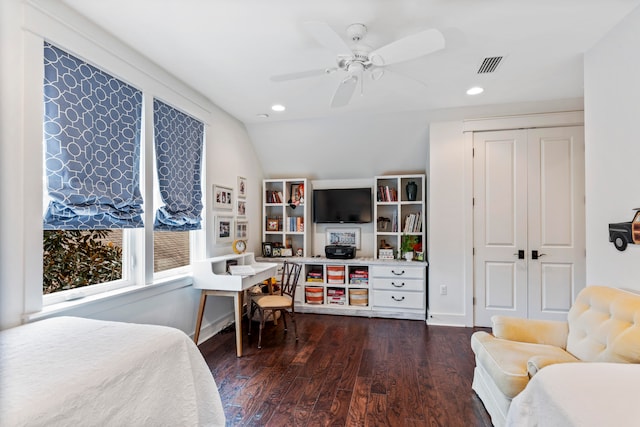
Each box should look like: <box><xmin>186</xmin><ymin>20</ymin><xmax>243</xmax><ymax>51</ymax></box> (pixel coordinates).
<box><xmin>473</xmin><ymin>127</ymin><xmax>585</xmax><ymax>326</ymax></box>
<box><xmin>473</xmin><ymin>130</ymin><xmax>529</xmax><ymax>326</ymax></box>
<box><xmin>526</xmin><ymin>127</ymin><xmax>585</xmax><ymax>320</ymax></box>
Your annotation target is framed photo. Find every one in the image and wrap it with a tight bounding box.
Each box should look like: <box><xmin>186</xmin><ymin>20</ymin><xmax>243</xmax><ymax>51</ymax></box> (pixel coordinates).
<box><xmin>237</xmin><ymin>176</ymin><xmax>247</xmax><ymax>199</ymax></box>
<box><xmin>281</xmin><ymin>248</ymin><xmax>293</xmax><ymax>257</ymax></box>
<box><xmin>235</xmin><ymin>220</ymin><xmax>248</xmax><ymax>240</ymax></box>
<box><xmin>272</xmin><ymin>247</ymin><xmax>282</xmax><ymax>257</ymax></box>
<box><xmin>262</xmin><ymin>242</ymin><xmax>273</xmax><ymax>257</ymax></box>
<box><xmin>237</xmin><ymin>200</ymin><xmax>246</xmax><ymax>217</ymax></box>
<box><xmin>214</xmin><ymin>216</ymin><xmax>233</xmax><ymax>244</ymax></box>
<box><xmin>326</xmin><ymin>227</ymin><xmax>361</xmax><ymax>249</ymax></box>
<box><xmin>266</xmin><ymin>217</ymin><xmax>279</xmax><ymax>231</ymax></box>
<box><xmin>213</xmin><ymin>184</ymin><xmax>233</xmax><ymax>210</ymax></box>
<box><xmin>290</xmin><ymin>183</ymin><xmax>305</xmax><ymax>204</ymax></box>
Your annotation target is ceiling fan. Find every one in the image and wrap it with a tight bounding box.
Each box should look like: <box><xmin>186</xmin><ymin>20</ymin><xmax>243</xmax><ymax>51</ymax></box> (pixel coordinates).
<box><xmin>270</xmin><ymin>21</ymin><xmax>445</xmax><ymax>108</ymax></box>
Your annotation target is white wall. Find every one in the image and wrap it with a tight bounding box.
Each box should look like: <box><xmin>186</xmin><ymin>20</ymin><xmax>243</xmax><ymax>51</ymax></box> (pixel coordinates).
<box><xmin>427</xmin><ymin>121</ymin><xmax>472</xmax><ymax>325</ymax></box>
<box><xmin>584</xmin><ymin>5</ymin><xmax>640</xmax><ymax>291</ymax></box>
<box><xmin>0</xmin><ymin>0</ymin><xmax>264</xmax><ymax>336</ymax></box>
<box><xmin>247</xmin><ymin>109</ymin><xmax>431</xmax><ymax>180</ymax></box>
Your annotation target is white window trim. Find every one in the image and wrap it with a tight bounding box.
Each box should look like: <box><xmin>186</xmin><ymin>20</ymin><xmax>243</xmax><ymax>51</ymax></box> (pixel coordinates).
<box><xmin>28</xmin><ymin>274</ymin><xmax>193</xmax><ymax>322</ymax></box>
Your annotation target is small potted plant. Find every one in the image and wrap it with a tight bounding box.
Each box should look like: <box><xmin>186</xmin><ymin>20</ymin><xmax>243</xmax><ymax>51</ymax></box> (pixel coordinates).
<box><xmin>400</xmin><ymin>235</ymin><xmax>419</xmax><ymax>261</ymax></box>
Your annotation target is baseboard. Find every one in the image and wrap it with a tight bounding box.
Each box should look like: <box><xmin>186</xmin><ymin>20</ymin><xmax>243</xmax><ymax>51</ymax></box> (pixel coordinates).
<box><xmin>426</xmin><ymin>311</ymin><xmax>469</xmax><ymax>327</ymax></box>
<box><xmin>192</xmin><ymin>312</ymin><xmax>235</xmax><ymax>345</ymax></box>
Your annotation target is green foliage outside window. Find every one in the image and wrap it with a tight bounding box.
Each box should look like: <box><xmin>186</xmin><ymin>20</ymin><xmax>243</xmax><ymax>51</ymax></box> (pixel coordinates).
<box><xmin>43</xmin><ymin>230</ymin><xmax>122</xmax><ymax>294</ymax></box>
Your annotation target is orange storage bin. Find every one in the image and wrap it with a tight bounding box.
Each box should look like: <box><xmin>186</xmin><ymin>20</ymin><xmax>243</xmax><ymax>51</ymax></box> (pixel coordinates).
<box><xmin>305</xmin><ymin>287</ymin><xmax>324</xmax><ymax>304</ymax></box>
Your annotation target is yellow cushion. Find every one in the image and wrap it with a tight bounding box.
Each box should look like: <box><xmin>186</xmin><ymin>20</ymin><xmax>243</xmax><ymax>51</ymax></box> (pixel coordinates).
<box><xmin>471</xmin><ymin>331</ymin><xmax>578</xmax><ymax>398</ymax></box>
<box><xmin>492</xmin><ymin>316</ymin><xmax>568</xmax><ymax>349</ymax></box>
<box><xmin>255</xmin><ymin>295</ymin><xmax>292</xmax><ymax>309</ymax></box>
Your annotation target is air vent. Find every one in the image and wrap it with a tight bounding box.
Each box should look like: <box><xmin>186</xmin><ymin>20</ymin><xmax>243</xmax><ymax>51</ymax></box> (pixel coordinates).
<box><xmin>477</xmin><ymin>56</ymin><xmax>503</xmax><ymax>74</ymax></box>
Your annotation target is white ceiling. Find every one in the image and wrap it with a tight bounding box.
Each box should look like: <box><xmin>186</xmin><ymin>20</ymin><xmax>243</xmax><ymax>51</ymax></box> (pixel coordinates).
<box><xmin>58</xmin><ymin>0</ymin><xmax>639</xmax><ymax>125</ymax></box>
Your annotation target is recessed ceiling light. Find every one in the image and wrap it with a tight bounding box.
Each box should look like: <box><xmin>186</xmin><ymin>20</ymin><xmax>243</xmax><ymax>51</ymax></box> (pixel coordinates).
<box><xmin>466</xmin><ymin>86</ymin><xmax>484</xmax><ymax>95</ymax></box>
<box><xmin>256</xmin><ymin>113</ymin><xmax>269</xmax><ymax>118</ymax></box>
<box><xmin>271</xmin><ymin>104</ymin><xmax>286</xmax><ymax>112</ymax></box>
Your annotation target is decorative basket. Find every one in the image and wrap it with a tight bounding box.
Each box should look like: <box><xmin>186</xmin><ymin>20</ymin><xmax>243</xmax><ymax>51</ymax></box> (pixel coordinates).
<box><xmin>349</xmin><ymin>289</ymin><xmax>368</xmax><ymax>306</ymax></box>
<box><xmin>305</xmin><ymin>287</ymin><xmax>323</xmax><ymax>304</ymax></box>
<box><xmin>327</xmin><ymin>266</ymin><xmax>345</xmax><ymax>284</ymax></box>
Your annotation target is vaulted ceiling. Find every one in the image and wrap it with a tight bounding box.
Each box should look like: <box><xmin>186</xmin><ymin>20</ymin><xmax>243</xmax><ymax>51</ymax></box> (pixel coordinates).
<box><xmin>59</xmin><ymin>0</ymin><xmax>640</xmax><ymax>125</ymax></box>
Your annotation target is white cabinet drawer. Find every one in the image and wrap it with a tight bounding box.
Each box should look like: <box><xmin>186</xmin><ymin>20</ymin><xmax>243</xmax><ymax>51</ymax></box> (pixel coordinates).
<box><xmin>371</xmin><ymin>265</ymin><xmax>425</xmax><ymax>279</ymax></box>
<box><xmin>372</xmin><ymin>278</ymin><xmax>423</xmax><ymax>292</ymax></box>
<box><xmin>372</xmin><ymin>290</ymin><xmax>424</xmax><ymax>310</ymax></box>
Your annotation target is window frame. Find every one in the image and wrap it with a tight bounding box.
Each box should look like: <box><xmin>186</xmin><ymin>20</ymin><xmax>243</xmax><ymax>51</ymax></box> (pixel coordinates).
<box><xmin>36</xmin><ymin>41</ymin><xmax>208</xmax><ymax>308</ymax></box>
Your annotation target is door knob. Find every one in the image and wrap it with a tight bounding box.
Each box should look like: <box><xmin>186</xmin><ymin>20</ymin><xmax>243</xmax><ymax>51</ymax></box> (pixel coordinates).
<box><xmin>532</xmin><ymin>250</ymin><xmax>547</xmax><ymax>260</ymax></box>
<box><xmin>513</xmin><ymin>250</ymin><xmax>525</xmax><ymax>259</ymax></box>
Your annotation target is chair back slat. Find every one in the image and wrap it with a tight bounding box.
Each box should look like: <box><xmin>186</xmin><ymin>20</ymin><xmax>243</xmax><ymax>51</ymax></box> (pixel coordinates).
<box><xmin>280</xmin><ymin>261</ymin><xmax>302</xmax><ymax>299</ymax></box>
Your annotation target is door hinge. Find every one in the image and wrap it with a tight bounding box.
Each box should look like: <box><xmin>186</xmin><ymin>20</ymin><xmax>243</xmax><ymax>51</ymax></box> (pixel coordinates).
<box><xmin>472</xmin><ymin>197</ymin><xmax>475</xmax><ymax>206</ymax></box>
<box><xmin>472</xmin><ymin>148</ymin><xmax>475</xmax><ymax>157</ymax></box>
<box><xmin>473</xmin><ymin>247</ymin><xmax>475</xmax><ymax>256</ymax></box>
<box><xmin>473</xmin><ymin>297</ymin><xmax>476</xmax><ymax>305</ymax></box>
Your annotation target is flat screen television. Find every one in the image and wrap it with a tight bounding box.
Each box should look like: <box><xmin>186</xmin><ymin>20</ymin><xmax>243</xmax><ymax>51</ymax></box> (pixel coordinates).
<box><xmin>312</xmin><ymin>188</ymin><xmax>372</xmax><ymax>223</ymax></box>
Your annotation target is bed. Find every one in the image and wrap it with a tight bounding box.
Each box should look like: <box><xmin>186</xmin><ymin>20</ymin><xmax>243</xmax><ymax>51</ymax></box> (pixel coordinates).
<box><xmin>0</xmin><ymin>316</ymin><xmax>225</xmax><ymax>426</ymax></box>
<box><xmin>506</xmin><ymin>362</ymin><xmax>640</xmax><ymax>427</ymax></box>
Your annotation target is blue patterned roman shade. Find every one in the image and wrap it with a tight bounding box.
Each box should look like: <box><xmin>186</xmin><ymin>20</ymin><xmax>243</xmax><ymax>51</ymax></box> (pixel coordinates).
<box><xmin>43</xmin><ymin>42</ymin><xmax>144</xmax><ymax>229</ymax></box>
<box><xmin>153</xmin><ymin>99</ymin><xmax>204</xmax><ymax>231</ymax></box>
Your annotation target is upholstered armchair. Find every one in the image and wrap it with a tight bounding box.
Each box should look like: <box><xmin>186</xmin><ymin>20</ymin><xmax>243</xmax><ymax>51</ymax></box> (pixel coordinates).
<box><xmin>470</xmin><ymin>286</ymin><xmax>640</xmax><ymax>427</ymax></box>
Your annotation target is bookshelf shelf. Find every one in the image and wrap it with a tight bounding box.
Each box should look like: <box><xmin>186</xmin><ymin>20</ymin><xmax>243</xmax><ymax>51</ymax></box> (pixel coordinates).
<box><xmin>374</xmin><ymin>174</ymin><xmax>426</xmax><ymax>260</ymax></box>
<box><xmin>262</xmin><ymin>178</ymin><xmax>309</xmax><ymax>257</ymax></box>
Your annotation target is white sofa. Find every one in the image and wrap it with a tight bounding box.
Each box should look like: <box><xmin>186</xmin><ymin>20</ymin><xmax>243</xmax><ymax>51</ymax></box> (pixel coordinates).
<box><xmin>470</xmin><ymin>285</ymin><xmax>640</xmax><ymax>427</ymax></box>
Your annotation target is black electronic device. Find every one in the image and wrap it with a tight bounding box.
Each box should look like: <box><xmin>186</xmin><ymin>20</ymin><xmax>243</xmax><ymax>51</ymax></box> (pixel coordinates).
<box><xmin>325</xmin><ymin>245</ymin><xmax>356</xmax><ymax>259</ymax></box>
<box><xmin>313</xmin><ymin>187</ymin><xmax>372</xmax><ymax>223</ymax></box>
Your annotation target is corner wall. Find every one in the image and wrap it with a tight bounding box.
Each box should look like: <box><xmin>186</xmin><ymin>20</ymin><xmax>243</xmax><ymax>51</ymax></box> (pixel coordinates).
<box><xmin>584</xmin><ymin>5</ymin><xmax>640</xmax><ymax>291</ymax></box>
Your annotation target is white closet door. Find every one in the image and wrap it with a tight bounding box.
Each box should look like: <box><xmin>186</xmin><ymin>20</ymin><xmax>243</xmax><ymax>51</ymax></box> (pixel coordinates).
<box><xmin>527</xmin><ymin>126</ymin><xmax>585</xmax><ymax>320</ymax></box>
<box><xmin>473</xmin><ymin>126</ymin><xmax>585</xmax><ymax>326</ymax></box>
<box><xmin>473</xmin><ymin>129</ymin><xmax>529</xmax><ymax>327</ymax></box>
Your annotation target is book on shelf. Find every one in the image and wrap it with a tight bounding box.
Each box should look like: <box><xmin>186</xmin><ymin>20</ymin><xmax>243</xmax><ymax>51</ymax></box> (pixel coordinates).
<box><xmin>265</xmin><ymin>190</ymin><xmax>285</xmax><ymax>203</ymax></box>
<box><xmin>403</xmin><ymin>212</ymin><xmax>422</xmax><ymax>233</ymax></box>
<box><xmin>377</xmin><ymin>185</ymin><xmax>398</xmax><ymax>202</ymax></box>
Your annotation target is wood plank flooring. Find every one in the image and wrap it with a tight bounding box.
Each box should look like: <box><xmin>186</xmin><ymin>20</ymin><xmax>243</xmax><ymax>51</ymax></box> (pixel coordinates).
<box><xmin>198</xmin><ymin>313</ymin><xmax>492</xmax><ymax>427</ymax></box>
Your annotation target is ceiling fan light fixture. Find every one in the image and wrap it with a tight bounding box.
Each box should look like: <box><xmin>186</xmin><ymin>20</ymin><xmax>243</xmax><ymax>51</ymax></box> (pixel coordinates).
<box><xmin>271</xmin><ymin>104</ymin><xmax>286</xmax><ymax>112</ymax></box>
<box><xmin>466</xmin><ymin>86</ymin><xmax>484</xmax><ymax>95</ymax></box>
<box><xmin>256</xmin><ymin>113</ymin><xmax>269</xmax><ymax>118</ymax></box>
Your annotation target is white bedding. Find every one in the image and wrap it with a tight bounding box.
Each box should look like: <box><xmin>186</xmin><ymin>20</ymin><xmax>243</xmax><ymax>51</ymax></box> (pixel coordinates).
<box><xmin>0</xmin><ymin>316</ymin><xmax>225</xmax><ymax>426</ymax></box>
<box><xmin>506</xmin><ymin>362</ymin><xmax>640</xmax><ymax>427</ymax></box>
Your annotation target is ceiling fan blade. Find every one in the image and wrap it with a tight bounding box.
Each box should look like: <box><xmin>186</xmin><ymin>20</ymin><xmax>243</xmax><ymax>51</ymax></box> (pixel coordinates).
<box><xmin>370</xmin><ymin>28</ymin><xmax>445</xmax><ymax>66</ymax></box>
<box><xmin>270</xmin><ymin>68</ymin><xmax>332</xmax><ymax>82</ymax></box>
<box><xmin>331</xmin><ymin>76</ymin><xmax>357</xmax><ymax>108</ymax></box>
<box><xmin>304</xmin><ymin>21</ymin><xmax>353</xmax><ymax>56</ymax></box>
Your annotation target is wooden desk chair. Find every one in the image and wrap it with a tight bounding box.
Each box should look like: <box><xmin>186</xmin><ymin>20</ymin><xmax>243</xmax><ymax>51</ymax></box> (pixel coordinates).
<box><xmin>249</xmin><ymin>260</ymin><xmax>302</xmax><ymax>349</ymax></box>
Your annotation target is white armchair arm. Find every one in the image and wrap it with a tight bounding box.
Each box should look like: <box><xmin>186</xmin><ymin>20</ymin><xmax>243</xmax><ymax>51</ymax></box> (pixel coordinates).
<box><xmin>491</xmin><ymin>315</ymin><xmax>569</xmax><ymax>349</ymax></box>
<box><xmin>527</xmin><ymin>354</ymin><xmax>581</xmax><ymax>377</ymax></box>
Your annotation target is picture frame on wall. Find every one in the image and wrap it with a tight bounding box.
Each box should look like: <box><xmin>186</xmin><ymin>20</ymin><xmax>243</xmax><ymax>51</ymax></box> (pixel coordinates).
<box><xmin>326</xmin><ymin>227</ymin><xmax>361</xmax><ymax>249</ymax></box>
<box><xmin>235</xmin><ymin>220</ymin><xmax>248</xmax><ymax>240</ymax></box>
<box><xmin>213</xmin><ymin>184</ymin><xmax>233</xmax><ymax>210</ymax></box>
<box><xmin>237</xmin><ymin>200</ymin><xmax>246</xmax><ymax>217</ymax></box>
<box><xmin>214</xmin><ymin>216</ymin><xmax>233</xmax><ymax>244</ymax></box>
<box><xmin>237</xmin><ymin>176</ymin><xmax>247</xmax><ymax>199</ymax></box>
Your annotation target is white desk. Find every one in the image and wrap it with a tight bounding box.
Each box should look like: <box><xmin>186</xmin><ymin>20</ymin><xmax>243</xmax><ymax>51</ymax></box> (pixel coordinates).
<box><xmin>192</xmin><ymin>253</ymin><xmax>277</xmax><ymax>356</ymax></box>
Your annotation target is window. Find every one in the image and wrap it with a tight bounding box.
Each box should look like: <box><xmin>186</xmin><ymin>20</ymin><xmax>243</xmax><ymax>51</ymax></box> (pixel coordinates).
<box><xmin>152</xmin><ymin>99</ymin><xmax>204</xmax><ymax>275</ymax></box>
<box><xmin>42</xmin><ymin>42</ymin><xmax>142</xmax><ymax>296</ymax></box>
<box><xmin>42</xmin><ymin>43</ymin><xmax>205</xmax><ymax>297</ymax></box>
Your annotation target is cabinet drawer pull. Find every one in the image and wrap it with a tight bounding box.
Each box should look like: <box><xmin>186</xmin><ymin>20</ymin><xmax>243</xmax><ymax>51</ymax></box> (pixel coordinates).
<box><xmin>391</xmin><ymin>295</ymin><xmax>405</xmax><ymax>302</ymax></box>
<box><xmin>391</xmin><ymin>282</ymin><xmax>405</xmax><ymax>288</ymax></box>
<box><xmin>391</xmin><ymin>270</ymin><xmax>405</xmax><ymax>276</ymax></box>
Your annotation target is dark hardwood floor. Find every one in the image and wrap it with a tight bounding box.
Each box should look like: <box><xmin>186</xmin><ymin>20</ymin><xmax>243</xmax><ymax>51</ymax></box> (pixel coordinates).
<box><xmin>198</xmin><ymin>313</ymin><xmax>492</xmax><ymax>427</ymax></box>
